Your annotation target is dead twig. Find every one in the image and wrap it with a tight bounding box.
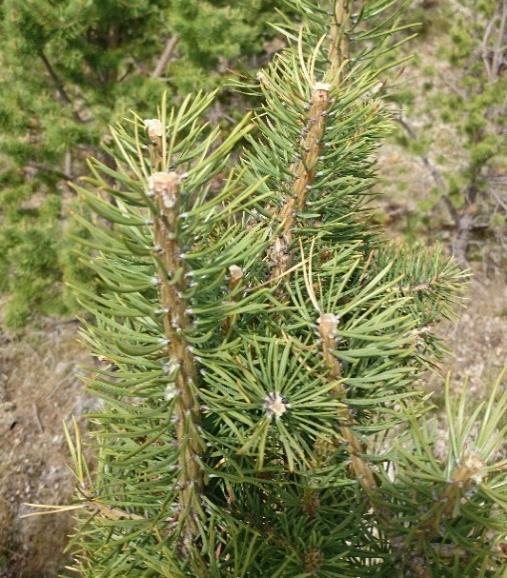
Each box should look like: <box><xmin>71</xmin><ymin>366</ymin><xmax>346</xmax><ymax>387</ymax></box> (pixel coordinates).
<box><xmin>396</xmin><ymin>113</ymin><xmax>459</xmax><ymax>226</ymax></box>
<box><xmin>490</xmin><ymin>0</ymin><xmax>507</xmax><ymax>81</ymax></box>
<box><xmin>151</xmin><ymin>36</ymin><xmax>179</xmax><ymax>79</ymax></box>
<box><xmin>39</xmin><ymin>51</ymin><xmax>87</xmax><ymax>124</ymax></box>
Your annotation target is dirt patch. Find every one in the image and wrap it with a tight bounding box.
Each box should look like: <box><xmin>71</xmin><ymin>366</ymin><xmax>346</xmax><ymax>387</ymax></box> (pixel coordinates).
<box><xmin>0</xmin><ymin>319</ymin><xmax>93</xmax><ymax>578</ymax></box>
<box><xmin>430</xmin><ymin>273</ymin><xmax>507</xmax><ymax>396</ymax></box>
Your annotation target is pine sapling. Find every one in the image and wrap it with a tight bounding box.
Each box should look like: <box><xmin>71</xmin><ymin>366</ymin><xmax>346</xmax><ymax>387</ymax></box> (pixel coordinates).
<box><xmin>58</xmin><ymin>1</ymin><xmax>506</xmax><ymax>576</ymax></box>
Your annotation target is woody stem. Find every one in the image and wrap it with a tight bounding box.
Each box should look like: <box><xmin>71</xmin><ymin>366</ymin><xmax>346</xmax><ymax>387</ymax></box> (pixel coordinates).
<box><xmin>150</xmin><ymin>171</ymin><xmax>205</xmax><ymax>558</ymax></box>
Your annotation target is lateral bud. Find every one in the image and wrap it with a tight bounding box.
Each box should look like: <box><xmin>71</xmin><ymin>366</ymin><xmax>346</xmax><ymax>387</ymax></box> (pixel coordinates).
<box><xmin>148</xmin><ymin>171</ymin><xmax>181</xmax><ymax>210</ymax></box>
<box><xmin>318</xmin><ymin>313</ymin><xmax>341</xmax><ymax>381</ymax></box>
<box><xmin>143</xmin><ymin>118</ymin><xmax>163</xmax><ymax>143</ymax></box>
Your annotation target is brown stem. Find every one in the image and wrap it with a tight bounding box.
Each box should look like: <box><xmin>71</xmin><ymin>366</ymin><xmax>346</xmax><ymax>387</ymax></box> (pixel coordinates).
<box><xmin>452</xmin><ymin>170</ymin><xmax>481</xmax><ymax>266</ymax></box>
<box><xmin>309</xmin><ymin>0</ymin><xmax>395</xmax><ymax>542</ymax></box>
<box><xmin>329</xmin><ymin>0</ymin><xmax>350</xmax><ymax>75</ymax></box>
<box><xmin>396</xmin><ymin>115</ymin><xmax>460</xmax><ymax>225</ymax></box>
<box><xmin>490</xmin><ymin>0</ymin><xmax>507</xmax><ymax>81</ymax></box>
<box><xmin>151</xmin><ymin>36</ymin><xmax>180</xmax><ymax>79</ymax></box>
<box><xmin>318</xmin><ymin>314</ymin><xmax>377</xmax><ymax>492</ymax></box>
<box><xmin>269</xmin><ymin>83</ymin><xmax>331</xmax><ymax>279</ymax></box>
<box><xmin>39</xmin><ymin>51</ymin><xmax>72</xmax><ymax>105</ymax></box>
<box><xmin>451</xmin><ymin>210</ymin><xmax>475</xmax><ymax>266</ymax></box>
<box><xmin>25</xmin><ymin>162</ymin><xmax>74</xmax><ymax>182</ymax></box>
<box><xmin>268</xmin><ymin>0</ymin><xmax>351</xmax><ymax>282</ymax></box>
<box><xmin>150</xmin><ymin>171</ymin><xmax>205</xmax><ymax>552</ymax></box>
<box><xmin>39</xmin><ymin>51</ymin><xmax>86</xmax><ymax>124</ymax></box>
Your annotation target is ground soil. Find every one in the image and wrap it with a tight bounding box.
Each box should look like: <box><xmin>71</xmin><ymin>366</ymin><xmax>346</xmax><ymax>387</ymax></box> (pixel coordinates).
<box><xmin>0</xmin><ymin>318</ymin><xmax>93</xmax><ymax>578</ymax></box>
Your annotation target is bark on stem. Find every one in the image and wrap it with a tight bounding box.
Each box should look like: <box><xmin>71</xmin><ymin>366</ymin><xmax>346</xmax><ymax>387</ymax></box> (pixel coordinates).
<box><xmin>318</xmin><ymin>314</ymin><xmax>377</xmax><ymax>492</ymax></box>
<box><xmin>329</xmin><ymin>0</ymin><xmax>350</xmax><ymax>76</ymax></box>
<box><xmin>270</xmin><ymin>83</ymin><xmax>331</xmax><ymax>279</ymax></box>
<box><xmin>151</xmin><ymin>36</ymin><xmax>179</xmax><ymax>79</ymax></box>
<box><xmin>319</xmin><ymin>312</ymin><xmax>462</xmax><ymax>578</ymax></box>
<box><xmin>150</xmin><ymin>171</ymin><xmax>205</xmax><ymax>550</ymax></box>
<box><xmin>269</xmin><ymin>0</ymin><xmax>350</xmax><ymax>281</ymax></box>
<box><xmin>267</xmin><ymin>0</ymin><xmax>377</xmax><ymax>495</ymax></box>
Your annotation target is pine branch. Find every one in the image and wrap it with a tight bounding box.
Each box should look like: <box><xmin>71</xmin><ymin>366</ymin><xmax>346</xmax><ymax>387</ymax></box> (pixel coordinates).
<box><xmin>302</xmin><ymin>243</ymin><xmax>378</xmax><ymax>492</ymax></box>
<box><xmin>392</xmin><ymin>371</ymin><xmax>507</xmax><ymax>576</ymax></box>
<box><xmin>150</xmin><ymin>170</ymin><xmax>205</xmax><ymax>551</ymax></box>
<box><xmin>328</xmin><ymin>0</ymin><xmax>351</xmax><ymax>76</ymax></box>
<box><xmin>58</xmin><ymin>2</ymin><xmax>507</xmax><ymax>575</ymax></box>
<box><xmin>278</xmin><ymin>0</ymin><xmax>381</xmax><ymax>499</ymax></box>
<box><xmin>269</xmin><ymin>1</ymin><xmax>351</xmax><ymax>281</ymax></box>
<box><xmin>269</xmin><ymin>80</ymin><xmax>332</xmax><ymax>278</ymax></box>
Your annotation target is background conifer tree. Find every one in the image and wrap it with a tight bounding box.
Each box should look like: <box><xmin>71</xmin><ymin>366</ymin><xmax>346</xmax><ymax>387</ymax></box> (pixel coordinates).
<box><xmin>57</xmin><ymin>1</ymin><xmax>507</xmax><ymax>576</ymax></box>
<box><xmin>0</xmin><ymin>0</ymin><xmax>284</xmax><ymax>327</ymax></box>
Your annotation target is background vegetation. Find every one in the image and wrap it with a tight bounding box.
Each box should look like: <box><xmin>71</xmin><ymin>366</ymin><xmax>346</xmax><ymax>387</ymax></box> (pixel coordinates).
<box><xmin>0</xmin><ymin>0</ymin><xmax>505</xmax><ymax>328</ymax></box>
<box><xmin>0</xmin><ymin>0</ymin><xmax>286</xmax><ymax>327</ymax></box>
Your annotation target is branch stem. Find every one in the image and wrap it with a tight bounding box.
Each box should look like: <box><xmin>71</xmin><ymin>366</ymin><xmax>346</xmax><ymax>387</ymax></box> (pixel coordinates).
<box><xmin>318</xmin><ymin>314</ymin><xmax>377</xmax><ymax>492</ymax></box>
<box><xmin>269</xmin><ymin>83</ymin><xmax>331</xmax><ymax>279</ymax></box>
<box><xmin>151</xmin><ymin>36</ymin><xmax>180</xmax><ymax>79</ymax></box>
<box><xmin>269</xmin><ymin>0</ymin><xmax>351</xmax><ymax>280</ymax></box>
<box><xmin>151</xmin><ymin>171</ymin><xmax>205</xmax><ymax>555</ymax></box>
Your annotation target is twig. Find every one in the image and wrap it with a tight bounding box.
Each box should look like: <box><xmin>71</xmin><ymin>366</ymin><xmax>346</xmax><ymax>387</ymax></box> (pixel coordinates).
<box><xmin>150</xmin><ymin>170</ymin><xmax>205</xmax><ymax>555</ymax></box>
<box><xmin>490</xmin><ymin>186</ymin><xmax>507</xmax><ymax>211</ymax></box>
<box><xmin>481</xmin><ymin>9</ymin><xmax>497</xmax><ymax>80</ymax></box>
<box><xmin>451</xmin><ymin>179</ymin><xmax>480</xmax><ymax>265</ymax></box>
<box><xmin>491</xmin><ymin>0</ymin><xmax>507</xmax><ymax>81</ymax></box>
<box><xmin>39</xmin><ymin>51</ymin><xmax>85</xmax><ymax>124</ymax></box>
<box><xmin>39</xmin><ymin>51</ymin><xmax>72</xmax><ymax>105</ymax></box>
<box><xmin>151</xmin><ymin>36</ymin><xmax>179</xmax><ymax>79</ymax></box>
<box><xmin>436</xmin><ymin>70</ymin><xmax>467</xmax><ymax>100</ymax></box>
<box><xmin>26</xmin><ymin>162</ymin><xmax>74</xmax><ymax>182</ymax></box>
<box><xmin>396</xmin><ymin>113</ymin><xmax>459</xmax><ymax>226</ymax></box>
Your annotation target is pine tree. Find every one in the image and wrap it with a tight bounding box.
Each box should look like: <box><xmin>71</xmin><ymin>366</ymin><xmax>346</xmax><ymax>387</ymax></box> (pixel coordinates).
<box><xmin>58</xmin><ymin>1</ymin><xmax>506</xmax><ymax>576</ymax></box>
